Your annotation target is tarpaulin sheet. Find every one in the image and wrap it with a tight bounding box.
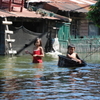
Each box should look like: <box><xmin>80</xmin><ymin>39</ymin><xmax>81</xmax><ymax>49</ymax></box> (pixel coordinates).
<box><xmin>10</xmin><ymin>26</ymin><xmax>48</xmax><ymax>55</ymax></box>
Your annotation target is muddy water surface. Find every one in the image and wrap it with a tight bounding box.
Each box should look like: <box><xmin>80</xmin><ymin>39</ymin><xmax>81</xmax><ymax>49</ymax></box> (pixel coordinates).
<box><xmin>0</xmin><ymin>53</ymin><xmax>100</xmax><ymax>100</ymax></box>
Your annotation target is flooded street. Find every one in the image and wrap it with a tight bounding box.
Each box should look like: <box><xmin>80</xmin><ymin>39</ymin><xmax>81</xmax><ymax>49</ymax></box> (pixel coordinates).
<box><xmin>0</xmin><ymin>53</ymin><xmax>100</xmax><ymax>100</ymax></box>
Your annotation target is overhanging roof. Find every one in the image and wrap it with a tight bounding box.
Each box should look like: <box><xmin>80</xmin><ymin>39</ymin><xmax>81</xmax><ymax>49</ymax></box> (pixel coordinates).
<box><xmin>26</xmin><ymin>0</ymin><xmax>50</xmax><ymax>3</ymax></box>
<box><xmin>26</xmin><ymin>0</ymin><xmax>96</xmax><ymax>13</ymax></box>
<box><xmin>0</xmin><ymin>7</ymin><xmax>71</xmax><ymax>22</ymax></box>
<box><xmin>0</xmin><ymin>8</ymin><xmax>59</xmax><ymax>20</ymax></box>
<box><xmin>47</xmin><ymin>0</ymin><xmax>96</xmax><ymax>12</ymax></box>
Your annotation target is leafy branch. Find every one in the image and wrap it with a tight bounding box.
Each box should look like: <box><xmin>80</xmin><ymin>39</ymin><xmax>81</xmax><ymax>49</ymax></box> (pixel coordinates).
<box><xmin>87</xmin><ymin>0</ymin><xmax>100</xmax><ymax>27</ymax></box>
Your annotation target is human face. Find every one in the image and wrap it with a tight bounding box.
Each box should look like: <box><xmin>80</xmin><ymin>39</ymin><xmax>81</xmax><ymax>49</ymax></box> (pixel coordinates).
<box><xmin>35</xmin><ymin>39</ymin><xmax>40</xmax><ymax>46</ymax></box>
<box><xmin>68</xmin><ymin>47</ymin><xmax>75</xmax><ymax>54</ymax></box>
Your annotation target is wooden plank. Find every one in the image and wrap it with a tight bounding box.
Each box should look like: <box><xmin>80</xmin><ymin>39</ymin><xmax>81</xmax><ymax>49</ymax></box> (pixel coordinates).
<box><xmin>2</xmin><ymin>21</ymin><xmax>12</xmax><ymax>25</ymax></box>
<box><xmin>5</xmin><ymin>30</ymin><xmax>13</xmax><ymax>34</ymax></box>
<box><xmin>6</xmin><ymin>39</ymin><xmax>15</xmax><ymax>42</ymax></box>
<box><xmin>9</xmin><ymin>50</ymin><xmax>17</xmax><ymax>54</ymax></box>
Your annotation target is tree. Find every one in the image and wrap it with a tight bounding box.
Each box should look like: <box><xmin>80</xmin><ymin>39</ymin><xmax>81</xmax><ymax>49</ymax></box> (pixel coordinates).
<box><xmin>87</xmin><ymin>0</ymin><xmax>100</xmax><ymax>27</ymax></box>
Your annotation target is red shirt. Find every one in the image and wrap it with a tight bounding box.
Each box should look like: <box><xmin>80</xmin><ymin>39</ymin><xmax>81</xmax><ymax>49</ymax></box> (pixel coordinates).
<box><xmin>33</xmin><ymin>49</ymin><xmax>43</xmax><ymax>63</ymax></box>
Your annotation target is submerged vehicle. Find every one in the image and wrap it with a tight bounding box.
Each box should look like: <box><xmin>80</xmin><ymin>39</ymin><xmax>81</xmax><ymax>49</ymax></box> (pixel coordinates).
<box><xmin>58</xmin><ymin>55</ymin><xmax>86</xmax><ymax>67</ymax></box>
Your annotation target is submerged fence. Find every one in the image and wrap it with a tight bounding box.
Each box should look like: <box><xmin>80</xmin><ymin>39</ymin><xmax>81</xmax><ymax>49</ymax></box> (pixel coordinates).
<box><xmin>59</xmin><ymin>36</ymin><xmax>100</xmax><ymax>53</ymax></box>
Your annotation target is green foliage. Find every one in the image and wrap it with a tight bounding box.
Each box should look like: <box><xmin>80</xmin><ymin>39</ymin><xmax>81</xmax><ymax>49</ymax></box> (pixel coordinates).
<box><xmin>87</xmin><ymin>0</ymin><xmax>100</xmax><ymax>27</ymax></box>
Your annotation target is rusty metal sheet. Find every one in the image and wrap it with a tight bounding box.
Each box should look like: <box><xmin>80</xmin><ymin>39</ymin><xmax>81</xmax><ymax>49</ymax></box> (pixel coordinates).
<box><xmin>43</xmin><ymin>3</ymin><xmax>58</xmax><ymax>13</ymax></box>
<box><xmin>27</xmin><ymin>0</ymin><xmax>96</xmax><ymax>12</ymax></box>
<box><xmin>0</xmin><ymin>8</ymin><xmax>59</xmax><ymax>20</ymax></box>
<box><xmin>26</xmin><ymin>0</ymin><xmax>96</xmax><ymax>12</ymax></box>
<box><xmin>57</xmin><ymin>3</ymin><xmax>88</xmax><ymax>12</ymax></box>
<box><xmin>0</xmin><ymin>0</ymin><xmax>96</xmax><ymax>21</ymax></box>
<box><xmin>0</xmin><ymin>7</ymin><xmax>71</xmax><ymax>22</ymax></box>
<box><xmin>26</xmin><ymin>0</ymin><xmax>51</xmax><ymax>2</ymax></box>
<box><xmin>46</xmin><ymin>0</ymin><xmax>96</xmax><ymax>12</ymax></box>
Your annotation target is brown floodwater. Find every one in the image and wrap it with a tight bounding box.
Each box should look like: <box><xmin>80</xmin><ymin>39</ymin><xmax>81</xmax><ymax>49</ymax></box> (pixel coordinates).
<box><xmin>0</xmin><ymin>53</ymin><xmax>100</xmax><ymax>100</ymax></box>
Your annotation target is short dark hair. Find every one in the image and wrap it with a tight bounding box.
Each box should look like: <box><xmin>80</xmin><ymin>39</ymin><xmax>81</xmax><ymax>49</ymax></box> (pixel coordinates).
<box><xmin>67</xmin><ymin>44</ymin><xmax>75</xmax><ymax>49</ymax></box>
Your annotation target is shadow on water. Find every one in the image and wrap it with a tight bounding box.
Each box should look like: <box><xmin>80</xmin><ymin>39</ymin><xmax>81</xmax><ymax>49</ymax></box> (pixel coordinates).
<box><xmin>0</xmin><ymin>53</ymin><xmax>100</xmax><ymax>100</ymax></box>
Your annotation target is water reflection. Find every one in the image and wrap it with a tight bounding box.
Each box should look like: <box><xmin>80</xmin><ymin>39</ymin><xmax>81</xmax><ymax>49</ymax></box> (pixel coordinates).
<box><xmin>0</xmin><ymin>55</ymin><xmax>100</xmax><ymax>100</ymax></box>
<box><xmin>32</xmin><ymin>63</ymin><xmax>46</xmax><ymax>100</ymax></box>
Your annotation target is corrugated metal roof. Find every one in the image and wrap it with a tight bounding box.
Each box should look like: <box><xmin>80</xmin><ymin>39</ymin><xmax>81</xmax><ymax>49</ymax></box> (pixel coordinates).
<box><xmin>0</xmin><ymin>0</ymin><xmax>96</xmax><ymax>21</ymax></box>
<box><xmin>0</xmin><ymin>8</ymin><xmax>59</xmax><ymax>20</ymax></box>
<box><xmin>0</xmin><ymin>6</ymin><xmax>71</xmax><ymax>22</ymax></box>
<box><xmin>27</xmin><ymin>0</ymin><xmax>95</xmax><ymax>4</ymax></box>
<box><xmin>26</xmin><ymin>0</ymin><xmax>96</xmax><ymax>12</ymax></box>
<box><xmin>26</xmin><ymin>0</ymin><xmax>50</xmax><ymax>3</ymax></box>
<box><xmin>46</xmin><ymin>0</ymin><xmax>96</xmax><ymax>12</ymax></box>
